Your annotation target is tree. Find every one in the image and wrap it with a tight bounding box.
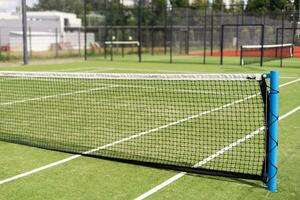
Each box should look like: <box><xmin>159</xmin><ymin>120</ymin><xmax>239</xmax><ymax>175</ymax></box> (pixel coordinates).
<box><xmin>191</xmin><ymin>0</ymin><xmax>209</xmax><ymax>9</ymax></box>
<box><xmin>212</xmin><ymin>0</ymin><xmax>225</xmax><ymax>11</ymax></box>
<box><xmin>31</xmin><ymin>0</ymin><xmax>99</xmax><ymax>16</ymax></box>
<box><xmin>170</xmin><ymin>0</ymin><xmax>189</xmax><ymax>7</ymax></box>
<box><xmin>246</xmin><ymin>0</ymin><xmax>269</xmax><ymax>13</ymax></box>
<box><xmin>295</xmin><ymin>0</ymin><xmax>299</xmax><ymax>11</ymax></box>
<box><xmin>246</xmin><ymin>0</ymin><xmax>293</xmax><ymax>13</ymax></box>
<box><xmin>269</xmin><ymin>0</ymin><xmax>289</xmax><ymax>12</ymax></box>
<box><xmin>227</xmin><ymin>0</ymin><xmax>245</xmax><ymax>13</ymax></box>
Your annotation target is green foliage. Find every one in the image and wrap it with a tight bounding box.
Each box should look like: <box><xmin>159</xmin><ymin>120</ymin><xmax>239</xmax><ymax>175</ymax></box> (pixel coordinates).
<box><xmin>246</xmin><ymin>0</ymin><xmax>269</xmax><ymax>13</ymax></box>
<box><xmin>151</xmin><ymin>0</ymin><xmax>168</xmax><ymax>7</ymax></box>
<box><xmin>269</xmin><ymin>0</ymin><xmax>288</xmax><ymax>12</ymax></box>
<box><xmin>170</xmin><ymin>0</ymin><xmax>189</xmax><ymax>7</ymax></box>
<box><xmin>246</xmin><ymin>0</ymin><xmax>294</xmax><ymax>13</ymax></box>
<box><xmin>296</xmin><ymin>0</ymin><xmax>300</xmax><ymax>11</ymax></box>
<box><xmin>227</xmin><ymin>1</ymin><xmax>245</xmax><ymax>13</ymax></box>
<box><xmin>191</xmin><ymin>0</ymin><xmax>209</xmax><ymax>9</ymax></box>
<box><xmin>212</xmin><ymin>0</ymin><xmax>224</xmax><ymax>11</ymax></box>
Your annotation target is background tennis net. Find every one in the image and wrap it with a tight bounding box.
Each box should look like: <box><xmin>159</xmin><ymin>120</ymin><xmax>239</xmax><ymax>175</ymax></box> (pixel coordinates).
<box><xmin>0</xmin><ymin>72</ymin><xmax>268</xmax><ymax>181</ymax></box>
<box><xmin>241</xmin><ymin>44</ymin><xmax>293</xmax><ymax>65</ymax></box>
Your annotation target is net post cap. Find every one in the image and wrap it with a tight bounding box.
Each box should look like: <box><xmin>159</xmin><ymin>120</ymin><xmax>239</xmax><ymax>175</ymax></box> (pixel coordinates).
<box><xmin>264</xmin><ymin>71</ymin><xmax>279</xmax><ymax>79</ymax></box>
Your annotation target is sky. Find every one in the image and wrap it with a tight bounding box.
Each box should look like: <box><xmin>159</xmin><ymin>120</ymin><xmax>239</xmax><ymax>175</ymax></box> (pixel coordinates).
<box><xmin>0</xmin><ymin>0</ymin><xmax>38</xmax><ymax>11</ymax></box>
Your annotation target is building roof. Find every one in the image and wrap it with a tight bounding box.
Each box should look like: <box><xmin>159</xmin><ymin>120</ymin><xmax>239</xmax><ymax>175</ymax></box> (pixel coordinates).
<box><xmin>0</xmin><ymin>11</ymin><xmax>77</xmax><ymax>20</ymax></box>
<box><xmin>10</xmin><ymin>31</ymin><xmax>56</xmax><ymax>36</ymax></box>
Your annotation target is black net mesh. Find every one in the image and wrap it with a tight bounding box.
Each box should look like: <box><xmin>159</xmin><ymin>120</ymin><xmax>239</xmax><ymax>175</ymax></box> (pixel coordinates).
<box><xmin>0</xmin><ymin>72</ymin><xmax>268</xmax><ymax>180</ymax></box>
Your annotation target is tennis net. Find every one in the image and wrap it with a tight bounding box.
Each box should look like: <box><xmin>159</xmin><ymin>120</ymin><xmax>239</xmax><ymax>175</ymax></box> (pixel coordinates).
<box><xmin>241</xmin><ymin>43</ymin><xmax>293</xmax><ymax>65</ymax></box>
<box><xmin>0</xmin><ymin>72</ymin><xmax>268</xmax><ymax>181</ymax></box>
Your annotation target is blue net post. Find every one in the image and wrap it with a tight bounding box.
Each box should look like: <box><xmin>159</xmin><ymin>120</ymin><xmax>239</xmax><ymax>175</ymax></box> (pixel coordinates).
<box><xmin>267</xmin><ymin>71</ymin><xmax>279</xmax><ymax>192</ymax></box>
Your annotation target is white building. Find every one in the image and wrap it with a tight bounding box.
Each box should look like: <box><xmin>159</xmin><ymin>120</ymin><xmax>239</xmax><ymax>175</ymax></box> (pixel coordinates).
<box><xmin>9</xmin><ymin>31</ymin><xmax>56</xmax><ymax>51</ymax></box>
<box><xmin>0</xmin><ymin>11</ymin><xmax>95</xmax><ymax>52</ymax></box>
<box><xmin>27</xmin><ymin>11</ymin><xmax>82</xmax><ymax>30</ymax></box>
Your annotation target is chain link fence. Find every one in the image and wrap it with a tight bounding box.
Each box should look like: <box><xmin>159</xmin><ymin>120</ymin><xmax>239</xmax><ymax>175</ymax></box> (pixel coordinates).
<box><xmin>0</xmin><ymin>2</ymin><xmax>299</xmax><ymax>67</ymax></box>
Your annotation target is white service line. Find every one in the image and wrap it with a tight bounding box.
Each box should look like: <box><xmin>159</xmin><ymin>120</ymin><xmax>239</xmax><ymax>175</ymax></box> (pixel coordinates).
<box><xmin>51</xmin><ymin>67</ymin><xmax>115</xmax><ymax>72</ymax></box>
<box><xmin>0</xmin><ymin>85</ymin><xmax>119</xmax><ymax>106</ymax></box>
<box><xmin>0</xmin><ymin>78</ymin><xmax>299</xmax><ymax>186</ymax></box>
<box><xmin>49</xmin><ymin>67</ymin><xmax>98</xmax><ymax>72</ymax></box>
<box><xmin>134</xmin><ymin>105</ymin><xmax>300</xmax><ymax>200</ymax></box>
<box><xmin>280</xmin><ymin>76</ymin><xmax>300</xmax><ymax>79</ymax></box>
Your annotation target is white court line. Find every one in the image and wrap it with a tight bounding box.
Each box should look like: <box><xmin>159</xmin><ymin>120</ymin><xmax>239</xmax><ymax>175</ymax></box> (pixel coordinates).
<box><xmin>0</xmin><ymin>155</ymin><xmax>82</xmax><ymax>185</ymax></box>
<box><xmin>281</xmin><ymin>76</ymin><xmax>300</xmax><ymax>79</ymax></box>
<box><xmin>0</xmin><ymin>78</ymin><xmax>299</xmax><ymax>185</ymax></box>
<box><xmin>50</xmin><ymin>67</ymin><xmax>115</xmax><ymax>72</ymax></box>
<box><xmin>0</xmin><ymin>81</ymin><xmax>241</xmax><ymax>103</ymax></box>
<box><xmin>279</xmin><ymin>78</ymin><xmax>300</xmax><ymax>88</ymax></box>
<box><xmin>0</xmin><ymin>85</ymin><xmax>119</xmax><ymax>106</ymax></box>
<box><xmin>134</xmin><ymin>105</ymin><xmax>300</xmax><ymax>200</ymax></box>
<box><xmin>48</xmin><ymin>67</ymin><xmax>98</xmax><ymax>72</ymax></box>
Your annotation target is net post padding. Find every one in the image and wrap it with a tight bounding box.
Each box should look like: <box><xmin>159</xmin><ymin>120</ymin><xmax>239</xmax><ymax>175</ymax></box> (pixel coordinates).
<box><xmin>267</xmin><ymin>71</ymin><xmax>279</xmax><ymax>192</ymax></box>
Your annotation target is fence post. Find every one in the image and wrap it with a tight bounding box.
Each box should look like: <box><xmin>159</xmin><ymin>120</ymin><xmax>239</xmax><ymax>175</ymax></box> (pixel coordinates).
<box><xmin>83</xmin><ymin>0</ymin><xmax>87</xmax><ymax>60</ymax></box>
<box><xmin>164</xmin><ymin>4</ymin><xmax>167</xmax><ymax>55</ymax></box>
<box><xmin>203</xmin><ymin>7</ymin><xmax>207</xmax><ymax>64</ymax></box>
<box><xmin>151</xmin><ymin>3</ymin><xmax>154</xmax><ymax>56</ymax></box>
<box><xmin>28</xmin><ymin>27</ymin><xmax>32</xmax><ymax>59</ymax></box>
<box><xmin>220</xmin><ymin>24</ymin><xmax>224</xmax><ymax>65</ymax></box>
<box><xmin>138</xmin><ymin>0</ymin><xmax>142</xmax><ymax>62</ymax></box>
<box><xmin>55</xmin><ymin>28</ymin><xmax>58</xmax><ymax>58</ymax></box>
<box><xmin>78</xmin><ymin>27</ymin><xmax>81</xmax><ymax>56</ymax></box>
<box><xmin>170</xmin><ymin>6</ymin><xmax>173</xmax><ymax>63</ymax></box>
<box><xmin>186</xmin><ymin>7</ymin><xmax>190</xmax><ymax>55</ymax></box>
<box><xmin>210</xmin><ymin>11</ymin><xmax>214</xmax><ymax>56</ymax></box>
<box><xmin>260</xmin><ymin>25</ymin><xmax>264</xmax><ymax>67</ymax></box>
<box><xmin>121</xmin><ymin>4</ymin><xmax>125</xmax><ymax>58</ymax></box>
<box><xmin>240</xmin><ymin>45</ymin><xmax>243</xmax><ymax>66</ymax></box>
<box><xmin>110</xmin><ymin>0</ymin><xmax>113</xmax><ymax>61</ymax></box>
<box><xmin>21</xmin><ymin>0</ymin><xmax>28</xmax><ymax>65</ymax></box>
<box><xmin>280</xmin><ymin>11</ymin><xmax>285</xmax><ymax>68</ymax></box>
<box><xmin>292</xmin><ymin>9</ymin><xmax>297</xmax><ymax>48</ymax></box>
<box><xmin>235</xmin><ymin>14</ymin><xmax>239</xmax><ymax>56</ymax></box>
<box><xmin>104</xmin><ymin>9</ymin><xmax>108</xmax><ymax>60</ymax></box>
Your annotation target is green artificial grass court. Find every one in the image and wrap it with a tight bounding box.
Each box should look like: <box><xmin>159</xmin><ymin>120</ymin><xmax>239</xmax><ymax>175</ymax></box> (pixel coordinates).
<box><xmin>0</xmin><ymin>55</ymin><xmax>299</xmax><ymax>200</ymax></box>
<box><xmin>0</xmin><ymin>74</ymin><xmax>266</xmax><ymax>177</ymax></box>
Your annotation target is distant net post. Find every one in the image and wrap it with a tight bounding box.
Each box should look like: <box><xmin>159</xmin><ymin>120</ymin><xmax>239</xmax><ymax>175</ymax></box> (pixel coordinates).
<box><xmin>266</xmin><ymin>71</ymin><xmax>279</xmax><ymax>192</ymax></box>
